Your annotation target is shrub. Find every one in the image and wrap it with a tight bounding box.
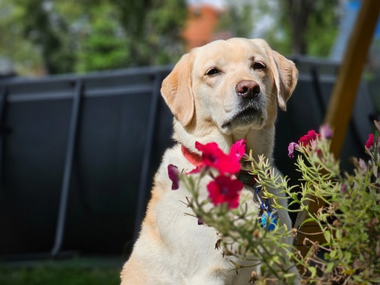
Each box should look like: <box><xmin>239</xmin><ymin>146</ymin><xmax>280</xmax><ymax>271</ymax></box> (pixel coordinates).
<box><xmin>169</xmin><ymin>121</ymin><xmax>380</xmax><ymax>284</ymax></box>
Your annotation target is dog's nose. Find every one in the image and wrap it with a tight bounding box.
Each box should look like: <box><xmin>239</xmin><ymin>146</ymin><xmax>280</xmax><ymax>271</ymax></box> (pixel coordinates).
<box><xmin>235</xmin><ymin>80</ymin><xmax>260</xmax><ymax>99</ymax></box>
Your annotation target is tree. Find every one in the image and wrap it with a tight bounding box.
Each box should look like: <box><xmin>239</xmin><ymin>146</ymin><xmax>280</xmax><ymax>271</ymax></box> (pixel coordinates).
<box><xmin>74</xmin><ymin>1</ymin><xmax>131</xmax><ymax>72</ymax></box>
<box><xmin>280</xmin><ymin>0</ymin><xmax>340</xmax><ymax>56</ymax></box>
<box><xmin>0</xmin><ymin>0</ymin><xmax>76</xmax><ymax>74</ymax></box>
<box><xmin>0</xmin><ymin>0</ymin><xmax>187</xmax><ymax>75</ymax></box>
<box><xmin>108</xmin><ymin>0</ymin><xmax>187</xmax><ymax>66</ymax></box>
<box><xmin>217</xmin><ymin>1</ymin><xmax>255</xmax><ymax>38</ymax></box>
<box><xmin>218</xmin><ymin>0</ymin><xmax>341</xmax><ymax>57</ymax></box>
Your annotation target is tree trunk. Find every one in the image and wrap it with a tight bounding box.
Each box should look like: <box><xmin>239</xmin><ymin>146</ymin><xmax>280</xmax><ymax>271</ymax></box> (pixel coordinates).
<box><xmin>284</xmin><ymin>0</ymin><xmax>315</xmax><ymax>55</ymax></box>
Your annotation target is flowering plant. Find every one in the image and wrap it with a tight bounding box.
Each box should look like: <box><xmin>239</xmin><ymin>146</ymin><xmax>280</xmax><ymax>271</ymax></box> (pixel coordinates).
<box><xmin>281</xmin><ymin>122</ymin><xmax>380</xmax><ymax>285</ymax></box>
<box><xmin>168</xmin><ymin>140</ymin><xmax>300</xmax><ymax>284</ymax></box>
<box><xmin>168</xmin><ymin>120</ymin><xmax>380</xmax><ymax>285</ymax></box>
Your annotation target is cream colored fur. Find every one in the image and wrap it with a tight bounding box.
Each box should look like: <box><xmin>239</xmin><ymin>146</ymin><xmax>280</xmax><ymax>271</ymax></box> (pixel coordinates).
<box><xmin>120</xmin><ymin>38</ymin><xmax>299</xmax><ymax>285</ymax></box>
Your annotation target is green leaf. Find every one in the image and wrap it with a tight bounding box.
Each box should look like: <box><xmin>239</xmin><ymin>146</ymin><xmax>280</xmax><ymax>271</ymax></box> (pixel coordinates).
<box><xmin>309</xmin><ymin>267</ymin><xmax>317</xmax><ymax>277</ymax></box>
<box><xmin>344</xmin><ymin>252</ymin><xmax>352</xmax><ymax>262</ymax></box>
<box><xmin>299</xmin><ymin>217</ymin><xmax>316</xmax><ymax>227</ymax></box>
<box><xmin>329</xmin><ymin>249</ymin><xmax>336</xmax><ymax>259</ymax></box>
<box><xmin>353</xmin><ymin>275</ymin><xmax>365</xmax><ymax>282</ymax></box>
<box><xmin>326</xmin><ymin>262</ymin><xmax>334</xmax><ymax>273</ymax></box>
<box><xmin>336</xmin><ymin>229</ymin><xmax>342</xmax><ymax>240</ymax></box>
<box><xmin>324</xmin><ymin>231</ymin><xmax>331</xmax><ymax>244</ymax></box>
<box><xmin>283</xmin><ymin>273</ymin><xmax>296</xmax><ymax>279</ymax></box>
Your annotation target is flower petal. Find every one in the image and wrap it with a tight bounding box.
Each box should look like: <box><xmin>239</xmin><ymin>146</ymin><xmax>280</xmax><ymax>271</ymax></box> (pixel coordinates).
<box><xmin>194</xmin><ymin>141</ymin><xmax>242</xmax><ymax>175</ymax></box>
<box><xmin>207</xmin><ymin>175</ymin><xmax>243</xmax><ymax>209</ymax></box>
<box><xmin>366</xmin><ymin>134</ymin><xmax>374</xmax><ymax>149</ymax></box>
<box><xmin>229</xmin><ymin>139</ymin><xmax>246</xmax><ymax>160</ymax></box>
<box><xmin>319</xmin><ymin>125</ymin><xmax>334</xmax><ymax>139</ymax></box>
<box><xmin>298</xmin><ymin>130</ymin><xmax>321</xmax><ymax>147</ymax></box>
<box><xmin>288</xmin><ymin>142</ymin><xmax>299</xmax><ymax>158</ymax></box>
<box><xmin>167</xmin><ymin>164</ymin><xmax>180</xmax><ymax>190</ymax></box>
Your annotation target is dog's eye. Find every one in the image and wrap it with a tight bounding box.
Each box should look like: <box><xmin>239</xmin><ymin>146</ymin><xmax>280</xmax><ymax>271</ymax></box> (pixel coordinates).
<box><xmin>253</xmin><ymin>62</ymin><xmax>266</xmax><ymax>70</ymax></box>
<box><xmin>205</xmin><ymin>68</ymin><xmax>220</xmax><ymax>76</ymax></box>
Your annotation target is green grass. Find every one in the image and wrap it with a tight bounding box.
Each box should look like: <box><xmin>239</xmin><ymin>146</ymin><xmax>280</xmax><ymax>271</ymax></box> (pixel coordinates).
<box><xmin>0</xmin><ymin>262</ymin><xmax>121</xmax><ymax>285</ymax></box>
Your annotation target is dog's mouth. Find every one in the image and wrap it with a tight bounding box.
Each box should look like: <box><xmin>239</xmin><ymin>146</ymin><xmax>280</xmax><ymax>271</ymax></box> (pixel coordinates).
<box><xmin>221</xmin><ymin>106</ymin><xmax>264</xmax><ymax>129</ymax></box>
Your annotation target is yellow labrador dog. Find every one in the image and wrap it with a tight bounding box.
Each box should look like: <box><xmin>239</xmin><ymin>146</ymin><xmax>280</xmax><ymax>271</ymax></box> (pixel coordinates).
<box><xmin>120</xmin><ymin>38</ymin><xmax>298</xmax><ymax>285</ymax></box>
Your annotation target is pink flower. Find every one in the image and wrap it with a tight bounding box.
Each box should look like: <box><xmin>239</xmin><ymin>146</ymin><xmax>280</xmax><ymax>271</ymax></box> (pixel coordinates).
<box><xmin>366</xmin><ymin>134</ymin><xmax>374</xmax><ymax>148</ymax></box>
<box><xmin>168</xmin><ymin>164</ymin><xmax>180</xmax><ymax>190</ymax></box>
<box><xmin>207</xmin><ymin>175</ymin><xmax>244</xmax><ymax>209</ymax></box>
<box><xmin>298</xmin><ymin>130</ymin><xmax>321</xmax><ymax>147</ymax></box>
<box><xmin>341</xmin><ymin>184</ymin><xmax>347</xmax><ymax>193</ymax></box>
<box><xmin>288</xmin><ymin>142</ymin><xmax>299</xmax><ymax>158</ymax></box>
<box><xmin>195</xmin><ymin>139</ymin><xmax>246</xmax><ymax>175</ymax></box>
<box><xmin>358</xmin><ymin>159</ymin><xmax>367</xmax><ymax>171</ymax></box>
<box><xmin>319</xmin><ymin>125</ymin><xmax>333</xmax><ymax>139</ymax></box>
<box><xmin>229</xmin><ymin>139</ymin><xmax>246</xmax><ymax>160</ymax></box>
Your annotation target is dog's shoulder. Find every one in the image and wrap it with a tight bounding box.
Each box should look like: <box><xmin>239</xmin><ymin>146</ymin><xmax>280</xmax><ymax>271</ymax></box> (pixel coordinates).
<box><xmin>153</xmin><ymin>144</ymin><xmax>194</xmax><ymax>189</ymax></box>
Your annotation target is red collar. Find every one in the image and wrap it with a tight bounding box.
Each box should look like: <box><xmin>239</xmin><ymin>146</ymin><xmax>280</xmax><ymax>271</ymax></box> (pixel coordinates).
<box><xmin>181</xmin><ymin>145</ymin><xmax>202</xmax><ymax>167</ymax></box>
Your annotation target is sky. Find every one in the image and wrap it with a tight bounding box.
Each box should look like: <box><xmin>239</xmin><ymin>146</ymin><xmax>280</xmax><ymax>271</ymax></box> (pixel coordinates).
<box><xmin>187</xmin><ymin>0</ymin><xmax>225</xmax><ymax>9</ymax></box>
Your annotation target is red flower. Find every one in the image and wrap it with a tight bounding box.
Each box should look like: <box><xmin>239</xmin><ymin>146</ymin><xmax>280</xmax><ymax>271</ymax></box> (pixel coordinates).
<box><xmin>366</xmin><ymin>134</ymin><xmax>374</xmax><ymax>148</ymax></box>
<box><xmin>207</xmin><ymin>175</ymin><xmax>243</xmax><ymax>209</ymax></box>
<box><xmin>195</xmin><ymin>141</ymin><xmax>226</xmax><ymax>166</ymax></box>
<box><xmin>298</xmin><ymin>130</ymin><xmax>321</xmax><ymax>147</ymax></box>
<box><xmin>195</xmin><ymin>139</ymin><xmax>246</xmax><ymax>175</ymax></box>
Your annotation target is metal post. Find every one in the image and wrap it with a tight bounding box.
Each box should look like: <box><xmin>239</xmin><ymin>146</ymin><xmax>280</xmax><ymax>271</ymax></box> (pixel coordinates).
<box><xmin>310</xmin><ymin>66</ymin><xmax>325</xmax><ymax>114</ymax></box>
<box><xmin>51</xmin><ymin>80</ymin><xmax>83</xmax><ymax>257</ymax></box>
<box><xmin>0</xmin><ymin>86</ymin><xmax>7</xmax><ymax>189</ymax></box>
<box><xmin>133</xmin><ymin>72</ymin><xmax>163</xmax><ymax>242</ymax></box>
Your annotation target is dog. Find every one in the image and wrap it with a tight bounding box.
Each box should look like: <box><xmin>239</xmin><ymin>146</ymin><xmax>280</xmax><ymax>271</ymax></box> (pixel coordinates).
<box><xmin>120</xmin><ymin>38</ymin><xmax>299</xmax><ymax>285</ymax></box>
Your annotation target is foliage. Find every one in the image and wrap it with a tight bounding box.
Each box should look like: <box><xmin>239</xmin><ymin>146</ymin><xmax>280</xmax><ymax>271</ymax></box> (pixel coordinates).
<box><xmin>266</xmin><ymin>123</ymin><xmax>380</xmax><ymax>284</ymax></box>
<box><xmin>0</xmin><ymin>0</ymin><xmax>187</xmax><ymax>75</ymax></box>
<box><xmin>182</xmin><ymin>162</ymin><xmax>299</xmax><ymax>284</ymax></box>
<box><xmin>75</xmin><ymin>2</ymin><xmax>130</xmax><ymax>72</ymax></box>
<box><xmin>277</xmin><ymin>0</ymin><xmax>340</xmax><ymax>56</ymax></box>
<box><xmin>172</xmin><ymin>141</ymin><xmax>299</xmax><ymax>284</ymax></box>
<box><xmin>217</xmin><ymin>0</ymin><xmax>254</xmax><ymax>38</ymax></box>
<box><xmin>220</xmin><ymin>0</ymin><xmax>340</xmax><ymax>57</ymax></box>
<box><xmin>0</xmin><ymin>0</ymin><xmax>72</xmax><ymax>74</ymax></box>
<box><xmin>173</xmin><ymin>122</ymin><xmax>380</xmax><ymax>284</ymax></box>
<box><xmin>107</xmin><ymin>0</ymin><xmax>187</xmax><ymax>66</ymax></box>
<box><xmin>0</xmin><ymin>264</ymin><xmax>120</xmax><ymax>285</ymax></box>
<box><xmin>303</xmin><ymin>1</ymin><xmax>340</xmax><ymax>57</ymax></box>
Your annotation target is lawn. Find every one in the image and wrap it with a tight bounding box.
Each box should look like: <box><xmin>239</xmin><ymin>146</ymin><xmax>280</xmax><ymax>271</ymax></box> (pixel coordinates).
<box><xmin>0</xmin><ymin>259</ymin><xmax>122</xmax><ymax>285</ymax></box>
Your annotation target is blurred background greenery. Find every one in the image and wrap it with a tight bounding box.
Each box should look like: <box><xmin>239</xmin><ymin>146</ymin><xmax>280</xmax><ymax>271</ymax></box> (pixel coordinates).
<box><xmin>0</xmin><ymin>261</ymin><xmax>120</xmax><ymax>285</ymax></box>
<box><xmin>0</xmin><ymin>0</ymin><xmax>342</xmax><ymax>76</ymax></box>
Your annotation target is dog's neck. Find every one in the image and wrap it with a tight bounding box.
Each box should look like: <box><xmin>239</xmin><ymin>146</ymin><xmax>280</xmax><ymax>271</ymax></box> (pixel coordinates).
<box><xmin>172</xmin><ymin>119</ymin><xmax>275</xmax><ymax>162</ymax></box>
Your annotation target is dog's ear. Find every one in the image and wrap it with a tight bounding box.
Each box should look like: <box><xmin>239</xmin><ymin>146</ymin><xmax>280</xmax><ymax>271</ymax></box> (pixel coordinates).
<box><xmin>270</xmin><ymin>50</ymin><xmax>298</xmax><ymax>111</ymax></box>
<box><xmin>161</xmin><ymin>53</ymin><xmax>195</xmax><ymax>126</ymax></box>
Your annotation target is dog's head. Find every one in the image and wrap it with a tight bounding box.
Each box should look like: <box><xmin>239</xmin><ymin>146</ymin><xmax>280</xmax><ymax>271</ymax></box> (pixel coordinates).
<box><xmin>161</xmin><ymin>38</ymin><xmax>298</xmax><ymax>150</ymax></box>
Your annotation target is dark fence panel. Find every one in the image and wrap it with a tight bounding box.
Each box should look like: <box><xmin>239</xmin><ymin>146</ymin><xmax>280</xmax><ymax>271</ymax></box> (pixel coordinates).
<box><xmin>0</xmin><ymin>60</ymin><xmax>375</xmax><ymax>260</ymax></box>
<box><xmin>0</xmin><ymin>67</ymin><xmax>173</xmax><ymax>259</ymax></box>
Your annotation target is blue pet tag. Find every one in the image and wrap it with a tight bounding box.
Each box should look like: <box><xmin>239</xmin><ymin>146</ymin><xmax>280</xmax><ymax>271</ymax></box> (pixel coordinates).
<box><xmin>260</xmin><ymin>210</ymin><xmax>278</xmax><ymax>231</ymax></box>
<box><xmin>255</xmin><ymin>186</ymin><xmax>278</xmax><ymax>231</ymax></box>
